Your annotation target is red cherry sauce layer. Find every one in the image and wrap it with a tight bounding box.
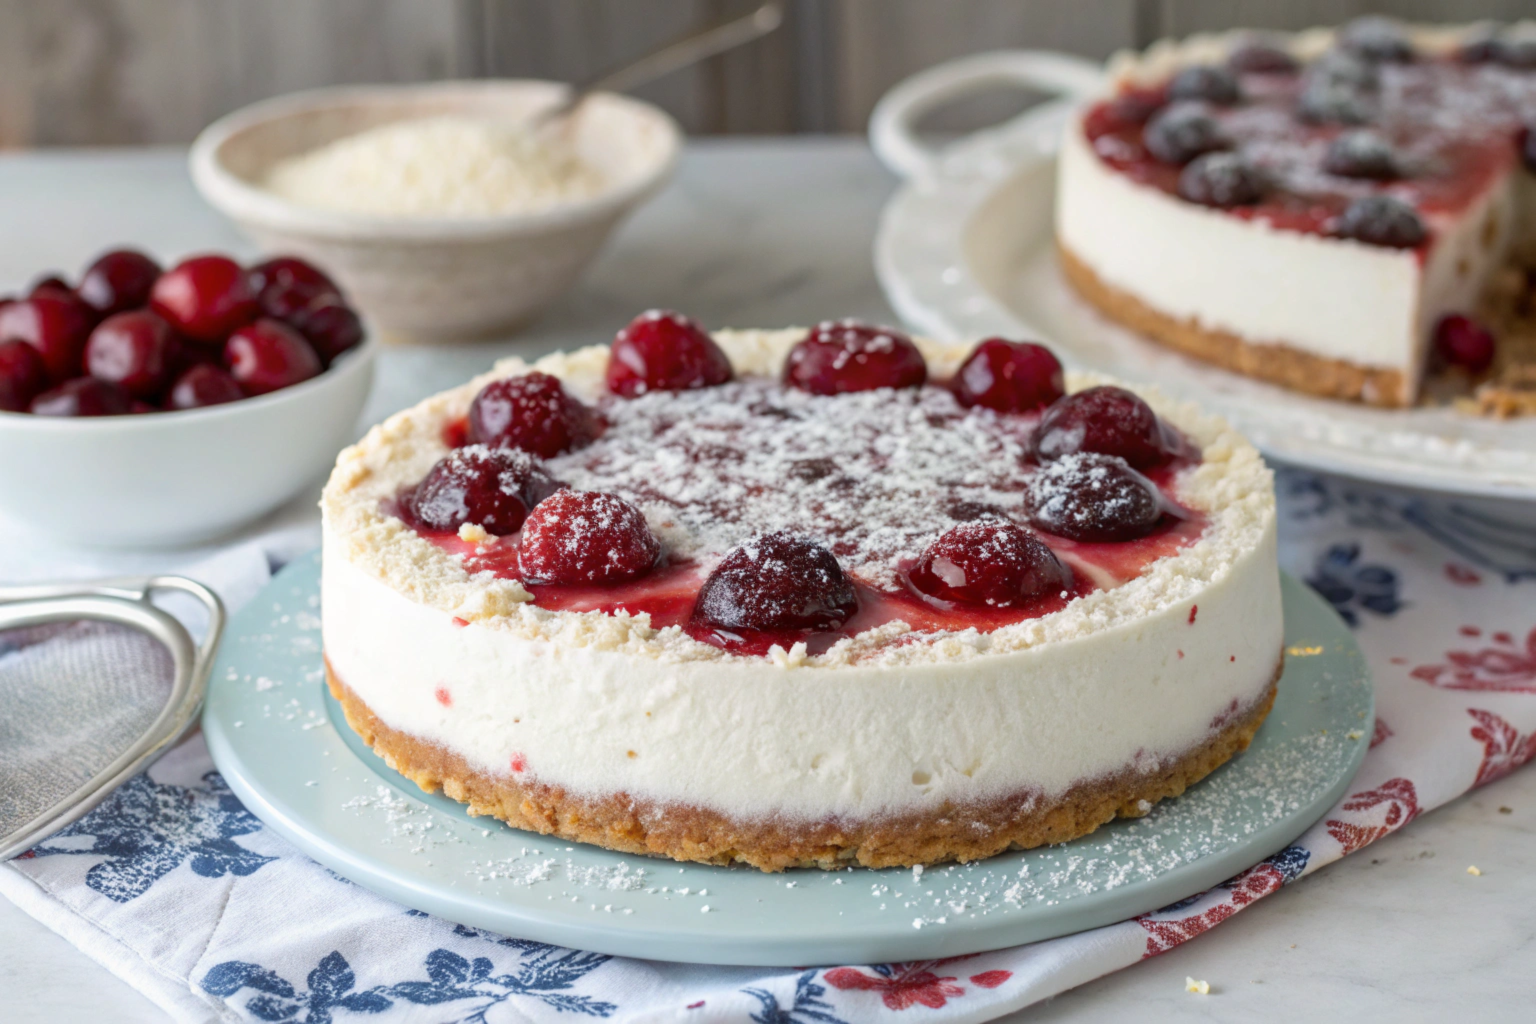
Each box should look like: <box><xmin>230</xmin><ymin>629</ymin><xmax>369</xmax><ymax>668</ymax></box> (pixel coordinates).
<box><xmin>399</xmin><ymin>378</ymin><xmax>1206</xmax><ymax>657</ymax></box>
<box><xmin>1085</xmin><ymin>57</ymin><xmax>1536</xmax><ymax>244</ymax></box>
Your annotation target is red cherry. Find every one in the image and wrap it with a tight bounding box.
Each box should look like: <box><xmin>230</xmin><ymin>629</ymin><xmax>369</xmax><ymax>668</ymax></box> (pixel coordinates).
<box><xmin>248</xmin><ymin>256</ymin><xmax>342</xmax><ymax>321</ymax></box>
<box><xmin>1434</xmin><ymin>314</ymin><xmax>1496</xmax><ymax>375</ymax></box>
<box><xmin>85</xmin><ymin>311</ymin><xmax>175</xmax><ymax>399</ymax></box>
<box><xmin>288</xmin><ymin>299</ymin><xmax>363</xmax><ymax>365</ymax></box>
<box><xmin>30</xmin><ymin>275</ymin><xmax>74</xmax><ymax>300</ymax></box>
<box><xmin>78</xmin><ymin>249</ymin><xmax>162</xmax><ymax>316</ymax></box>
<box><xmin>519</xmin><ymin>490</ymin><xmax>660</xmax><ymax>585</ymax></box>
<box><xmin>692</xmin><ymin>532</ymin><xmax>857</xmax><ymax>633</ymax></box>
<box><xmin>0</xmin><ymin>294</ymin><xmax>95</xmax><ymax>381</ymax></box>
<box><xmin>1025</xmin><ymin>453</ymin><xmax>1163</xmax><ymax>542</ymax></box>
<box><xmin>605</xmin><ymin>310</ymin><xmax>732</xmax><ymax>397</ymax></box>
<box><xmin>409</xmin><ymin>445</ymin><xmax>561</xmax><ymax>536</ymax></box>
<box><xmin>909</xmin><ymin>521</ymin><xmax>1072</xmax><ymax>607</ymax></box>
<box><xmin>467</xmin><ymin>372</ymin><xmax>601</xmax><ymax>458</ymax></box>
<box><xmin>952</xmin><ymin>338</ymin><xmax>1064</xmax><ymax>413</ymax></box>
<box><xmin>223</xmin><ymin>319</ymin><xmax>321</xmax><ymax>396</ymax></box>
<box><xmin>29</xmin><ymin>377</ymin><xmax>133</xmax><ymax>417</ymax></box>
<box><xmin>783</xmin><ymin>320</ymin><xmax>927</xmax><ymax>395</ymax></box>
<box><xmin>1032</xmin><ymin>386</ymin><xmax>1174</xmax><ymax>469</ymax></box>
<box><xmin>168</xmin><ymin>364</ymin><xmax>245</xmax><ymax>410</ymax></box>
<box><xmin>151</xmin><ymin>255</ymin><xmax>258</xmax><ymax>344</ymax></box>
<box><xmin>0</xmin><ymin>339</ymin><xmax>49</xmax><ymax>412</ymax></box>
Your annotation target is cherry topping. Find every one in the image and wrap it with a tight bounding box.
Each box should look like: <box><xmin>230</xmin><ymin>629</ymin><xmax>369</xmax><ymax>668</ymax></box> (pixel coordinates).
<box><xmin>909</xmin><ymin>521</ymin><xmax>1072</xmax><ymax>608</ymax></box>
<box><xmin>606</xmin><ymin>310</ymin><xmax>733</xmax><ymax>397</ymax></box>
<box><xmin>0</xmin><ymin>293</ymin><xmax>95</xmax><ymax>381</ymax></box>
<box><xmin>1166</xmin><ymin>65</ymin><xmax>1241</xmax><ymax>105</ymax></box>
<box><xmin>0</xmin><ymin>339</ymin><xmax>49</xmax><ymax>412</ymax></box>
<box><xmin>783</xmin><ymin>320</ymin><xmax>927</xmax><ymax>395</ymax></box>
<box><xmin>1032</xmin><ymin>386</ymin><xmax>1174</xmax><ymax>469</ymax></box>
<box><xmin>1298</xmin><ymin>79</ymin><xmax>1374</xmax><ymax>126</ymax></box>
<box><xmin>952</xmin><ymin>338</ymin><xmax>1064</xmax><ymax>413</ymax></box>
<box><xmin>1025</xmin><ymin>453</ymin><xmax>1163</xmax><ymax>542</ymax></box>
<box><xmin>1333</xmin><ymin>195</ymin><xmax>1426</xmax><ymax>248</ymax></box>
<box><xmin>1143</xmin><ymin>103</ymin><xmax>1228</xmax><ymax>165</ymax></box>
<box><xmin>29</xmin><ymin>377</ymin><xmax>133</xmax><ymax>417</ymax></box>
<box><xmin>288</xmin><ymin>299</ymin><xmax>364</xmax><ymax>365</ymax></box>
<box><xmin>1493</xmin><ymin>33</ymin><xmax>1536</xmax><ymax>70</ymax></box>
<box><xmin>1323</xmin><ymin>130</ymin><xmax>1402</xmax><ymax>180</ymax></box>
<box><xmin>1178</xmin><ymin>152</ymin><xmax>1267</xmax><ymax>208</ymax></box>
<box><xmin>78</xmin><ymin>249</ymin><xmax>162</xmax><ymax>317</ymax></box>
<box><xmin>519</xmin><ymin>490</ymin><xmax>660</xmax><ymax>585</ymax></box>
<box><xmin>150</xmin><ymin>255</ymin><xmax>258</xmax><ymax>344</ymax></box>
<box><xmin>467</xmin><ymin>372</ymin><xmax>600</xmax><ymax>458</ymax></box>
<box><xmin>1435</xmin><ymin>314</ymin><xmax>1496</xmax><ymax>375</ymax></box>
<box><xmin>85</xmin><ymin>310</ymin><xmax>174</xmax><ymax>399</ymax></box>
<box><xmin>168</xmin><ymin>364</ymin><xmax>245</xmax><ymax>410</ymax></box>
<box><xmin>1227</xmin><ymin>42</ymin><xmax>1299</xmax><ymax>75</ymax></box>
<box><xmin>692</xmin><ymin>532</ymin><xmax>857</xmax><ymax>634</ymax></box>
<box><xmin>410</xmin><ymin>445</ymin><xmax>559</xmax><ymax>536</ymax></box>
<box><xmin>223</xmin><ymin>319</ymin><xmax>322</xmax><ymax>396</ymax></box>
<box><xmin>1339</xmin><ymin>16</ymin><xmax>1415</xmax><ymax>64</ymax></box>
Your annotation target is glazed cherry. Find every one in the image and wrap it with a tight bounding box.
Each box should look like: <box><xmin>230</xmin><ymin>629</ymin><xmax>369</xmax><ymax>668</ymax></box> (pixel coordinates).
<box><xmin>223</xmin><ymin>319</ymin><xmax>321</xmax><ymax>396</ymax></box>
<box><xmin>1334</xmin><ymin>195</ymin><xmax>1426</xmax><ymax>249</ymax></box>
<box><xmin>1033</xmin><ymin>386</ymin><xmax>1174</xmax><ymax>469</ymax></box>
<box><xmin>1435</xmin><ymin>314</ymin><xmax>1496</xmax><ymax>375</ymax></box>
<box><xmin>1143</xmin><ymin>103</ymin><xmax>1228</xmax><ymax>165</ymax></box>
<box><xmin>1323</xmin><ymin>130</ymin><xmax>1401</xmax><ymax>180</ymax></box>
<box><xmin>952</xmin><ymin>338</ymin><xmax>1064</xmax><ymax>413</ymax></box>
<box><xmin>1025</xmin><ymin>453</ymin><xmax>1163</xmax><ymax>542</ymax></box>
<box><xmin>1339</xmin><ymin>16</ymin><xmax>1415</xmax><ymax>63</ymax></box>
<box><xmin>606</xmin><ymin>309</ymin><xmax>732</xmax><ymax>397</ymax></box>
<box><xmin>0</xmin><ymin>339</ymin><xmax>49</xmax><ymax>412</ymax></box>
<box><xmin>1166</xmin><ymin>65</ymin><xmax>1241</xmax><ymax>105</ymax></box>
<box><xmin>1178</xmin><ymin>152</ymin><xmax>1266</xmax><ymax>208</ymax></box>
<box><xmin>1227</xmin><ymin>42</ymin><xmax>1298</xmax><ymax>75</ymax></box>
<box><xmin>0</xmin><ymin>293</ymin><xmax>95</xmax><ymax>381</ymax></box>
<box><xmin>151</xmin><ymin>255</ymin><xmax>258</xmax><ymax>344</ymax></box>
<box><xmin>467</xmin><ymin>372</ymin><xmax>600</xmax><ymax>458</ymax></box>
<box><xmin>519</xmin><ymin>490</ymin><xmax>660</xmax><ymax>585</ymax></box>
<box><xmin>909</xmin><ymin>521</ymin><xmax>1072</xmax><ymax>608</ymax></box>
<box><xmin>410</xmin><ymin>445</ymin><xmax>559</xmax><ymax>536</ymax></box>
<box><xmin>692</xmin><ymin>532</ymin><xmax>857</xmax><ymax>633</ymax></box>
<box><xmin>168</xmin><ymin>364</ymin><xmax>245</xmax><ymax>410</ymax></box>
<box><xmin>288</xmin><ymin>299</ymin><xmax>363</xmax><ymax>365</ymax></box>
<box><xmin>85</xmin><ymin>310</ymin><xmax>174</xmax><ymax>399</ymax></box>
<box><xmin>78</xmin><ymin>249</ymin><xmax>162</xmax><ymax>316</ymax></box>
<box><xmin>29</xmin><ymin>377</ymin><xmax>133</xmax><ymax>417</ymax></box>
<box><xmin>783</xmin><ymin>320</ymin><xmax>926</xmax><ymax>395</ymax></box>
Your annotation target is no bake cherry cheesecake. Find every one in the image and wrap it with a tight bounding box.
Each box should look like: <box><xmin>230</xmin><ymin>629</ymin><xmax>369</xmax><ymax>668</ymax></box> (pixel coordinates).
<box><xmin>321</xmin><ymin>312</ymin><xmax>1281</xmax><ymax>871</ymax></box>
<box><xmin>1058</xmin><ymin>18</ymin><xmax>1536</xmax><ymax>407</ymax></box>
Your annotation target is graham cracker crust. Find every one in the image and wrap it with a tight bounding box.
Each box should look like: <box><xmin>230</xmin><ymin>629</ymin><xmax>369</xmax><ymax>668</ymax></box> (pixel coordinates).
<box><xmin>326</xmin><ymin>656</ymin><xmax>1281</xmax><ymax>871</ymax></box>
<box><xmin>1058</xmin><ymin>240</ymin><xmax>1412</xmax><ymax>408</ymax></box>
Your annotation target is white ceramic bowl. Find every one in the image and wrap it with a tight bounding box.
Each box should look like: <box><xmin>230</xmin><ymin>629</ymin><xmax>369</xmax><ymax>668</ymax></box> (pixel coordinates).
<box><xmin>189</xmin><ymin>81</ymin><xmax>681</xmax><ymax>340</ymax></box>
<box><xmin>0</xmin><ymin>338</ymin><xmax>376</xmax><ymax>547</ymax></box>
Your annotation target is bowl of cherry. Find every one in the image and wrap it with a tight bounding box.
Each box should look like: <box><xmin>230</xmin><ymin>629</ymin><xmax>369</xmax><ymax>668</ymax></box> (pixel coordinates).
<box><xmin>0</xmin><ymin>248</ymin><xmax>375</xmax><ymax>547</ymax></box>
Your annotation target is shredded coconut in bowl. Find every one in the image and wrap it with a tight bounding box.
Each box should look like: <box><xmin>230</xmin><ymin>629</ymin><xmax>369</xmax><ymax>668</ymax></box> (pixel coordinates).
<box><xmin>264</xmin><ymin>115</ymin><xmax>605</xmax><ymax>217</ymax></box>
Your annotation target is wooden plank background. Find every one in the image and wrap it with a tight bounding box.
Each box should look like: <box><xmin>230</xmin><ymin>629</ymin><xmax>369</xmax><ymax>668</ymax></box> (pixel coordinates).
<box><xmin>0</xmin><ymin>0</ymin><xmax>1523</xmax><ymax>147</ymax></box>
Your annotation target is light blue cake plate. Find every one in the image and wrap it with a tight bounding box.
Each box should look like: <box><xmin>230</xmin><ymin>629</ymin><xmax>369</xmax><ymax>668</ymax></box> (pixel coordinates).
<box><xmin>204</xmin><ymin>552</ymin><xmax>1371</xmax><ymax>966</ymax></box>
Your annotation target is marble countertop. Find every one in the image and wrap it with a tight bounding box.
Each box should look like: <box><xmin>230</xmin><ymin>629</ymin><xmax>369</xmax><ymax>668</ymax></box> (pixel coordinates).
<box><xmin>1</xmin><ymin>140</ymin><xmax>1533</xmax><ymax>1022</ymax></box>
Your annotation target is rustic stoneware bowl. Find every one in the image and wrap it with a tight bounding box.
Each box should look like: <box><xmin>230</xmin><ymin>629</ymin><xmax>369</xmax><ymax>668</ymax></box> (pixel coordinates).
<box><xmin>190</xmin><ymin>81</ymin><xmax>681</xmax><ymax>341</ymax></box>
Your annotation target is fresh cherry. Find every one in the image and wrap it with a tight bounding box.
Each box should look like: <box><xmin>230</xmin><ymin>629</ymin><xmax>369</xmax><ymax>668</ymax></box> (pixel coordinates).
<box><xmin>0</xmin><ymin>293</ymin><xmax>95</xmax><ymax>381</ymax></box>
<box><xmin>168</xmin><ymin>364</ymin><xmax>245</xmax><ymax>410</ymax></box>
<box><xmin>78</xmin><ymin>249</ymin><xmax>162</xmax><ymax>316</ymax></box>
<box><xmin>1033</xmin><ymin>386</ymin><xmax>1175</xmax><ymax>469</ymax></box>
<box><xmin>248</xmin><ymin>255</ymin><xmax>343</xmax><ymax>324</ymax></box>
<box><xmin>606</xmin><ymin>309</ymin><xmax>733</xmax><ymax>397</ymax></box>
<box><xmin>1435</xmin><ymin>314</ymin><xmax>1496</xmax><ymax>375</ymax></box>
<box><xmin>1323</xmin><ymin>130</ymin><xmax>1401</xmax><ymax>179</ymax></box>
<box><xmin>30</xmin><ymin>275</ymin><xmax>74</xmax><ymax>300</ymax></box>
<box><xmin>783</xmin><ymin>320</ymin><xmax>926</xmax><ymax>395</ymax></box>
<box><xmin>1178</xmin><ymin>152</ymin><xmax>1266</xmax><ymax>208</ymax></box>
<box><xmin>410</xmin><ymin>445</ymin><xmax>560</xmax><ymax>536</ymax></box>
<box><xmin>1227</xmin><ymin>42</ymin><xmax>1299</xmax><ymax>75</ymax></box>
<box><xmin>1166</xmin><ymin>65</ymin><xmax>1241</xmax><ymax>105</ymax></box>
<box><xmin>223</xmin><ymin>319</ymin><xmax>321</xmax><ymax>396</ymax></box>
<box><xmin>1143</xmin><ymin>103</ymin><xmax>1228</xmax><ymax>165</ymax></box>
<box><xmin>692</xmin><ymin>532</ymin><xmax>857</xmax><ymax>634</ymax></box>
<box><xmin>1333</xmin><ymin>195</ymin><xmax>1426</xmax><ymax>248</ymax></box>
<box><xmin>0</xmin><ymin>339</ymin><xmax>49</xmax><ymax>412</ymax></box>
<box><xmin>1026</xmin><ymin>453</ymin><xmax>1163</xmax><ymax>542</ymax></box>
<box><xmin>288</xmin><ymin>299</ymin><xmax>363</xmax><ymax>365</ymax></box>
<box><xmin>467</xmin><ymin>372</ymin><xmax>601</xmax><ymax>458</ymax></box>
<box><xmin>151</xmin><ymin>255</ymin><xmax>258</xmax><ymax>344</ymax></box>
<box><xmin>85</xmin><ymin>310</ymin><xmax>174</xmax><ymax>399</ymax></box>
<box><xmin>518</xmin><ymin>490</ymin><xmax>660</xmax><ymax>585</ymax></box>
<box><xmin>909</xmin><ymin>521</ymin><xmax>1072</xmax><ymax>608</ymax></box>
<box><xmin>1339</xmin><ymin>16</ymin><xmax>1415</xmax><ymax>63</ymax></box>
<box><xmin>952</xmin><ymin>338</ymin><xmax>1064</xmax><ymax>413</ymax></box>
<box><xmin>29</xmin><ymin>377</ymin><xmax>133</xmax><ymax>417</ymax></box>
